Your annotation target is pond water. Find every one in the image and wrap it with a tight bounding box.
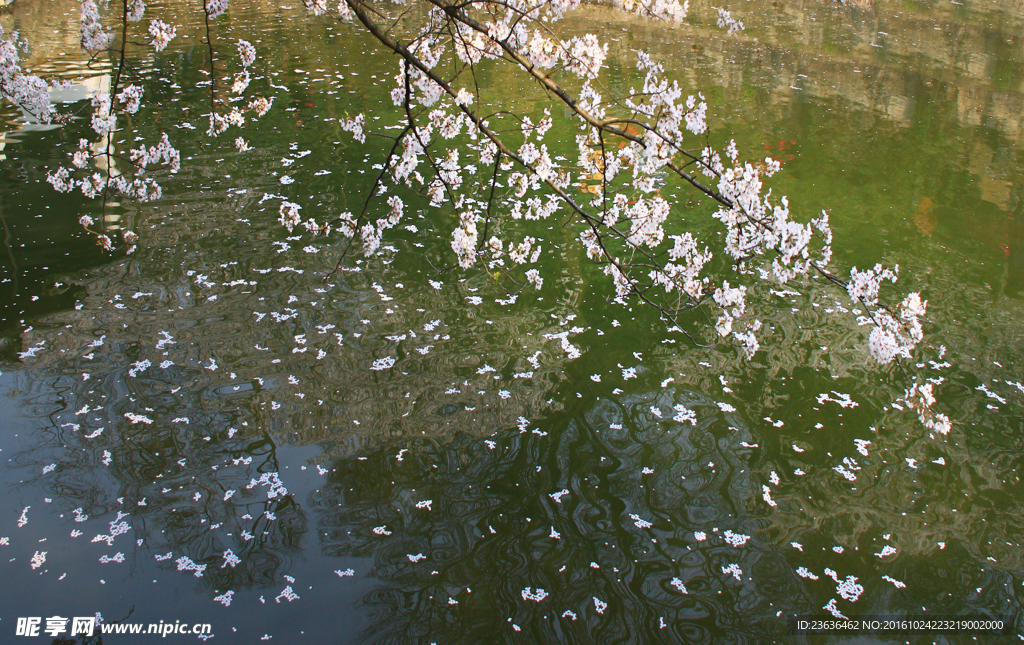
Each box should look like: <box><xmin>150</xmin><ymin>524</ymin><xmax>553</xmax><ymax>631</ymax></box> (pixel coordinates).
<box><xmin>1</xmin><ymin>0</ymin><xmax>1023</xmax><ymax>641</ymax></box>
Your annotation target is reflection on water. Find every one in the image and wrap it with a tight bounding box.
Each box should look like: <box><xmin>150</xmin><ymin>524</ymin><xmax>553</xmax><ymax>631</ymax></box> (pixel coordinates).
<box><xmin>0</xmin><ymin>0</ymin><xmax>1023</xmax><ymax>641</ymax></box>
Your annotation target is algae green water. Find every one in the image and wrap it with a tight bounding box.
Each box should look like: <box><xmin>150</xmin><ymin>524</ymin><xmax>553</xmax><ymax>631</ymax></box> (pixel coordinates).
<box><xmin>0</xmin><ymin>0</ymin><xmax>1023</xmax><ymax>642</ymax></box>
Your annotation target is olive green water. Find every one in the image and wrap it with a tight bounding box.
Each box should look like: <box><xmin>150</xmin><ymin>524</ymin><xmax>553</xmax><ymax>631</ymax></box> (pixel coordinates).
<box><xmin>0</xmin><ymin>0</ymin><xmax>1023</xmax><ymax>642</ymax></box>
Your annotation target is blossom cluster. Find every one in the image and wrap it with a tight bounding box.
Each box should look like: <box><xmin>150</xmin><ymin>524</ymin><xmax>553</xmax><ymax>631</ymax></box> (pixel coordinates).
<box><xmin>127</xmin><ymin>0</ymin><xmax>146</xmax><ymax>22</ymax></box>
<box><xmin>900</xmin><ymin>382</ymin><xmax>952</xmax><ymax>436</ymax></box>
<box><xmin>81</xmin><ymin>0</ymin><xmax>114</xmax><ymax>53</ymax></box>
<box><xmin>206</xmin><ymin>0</ymin><xmax>228</xmax><ymax>20</ymax></box>
<box><xmin>304</xmin><ymin>0</ymin><xmax>354</xmax><ymax>21</ymax></box>
<box><xmin>0</xmin><ymin>28</ymin><xmax>55</xmax><ymax>122</ymax></box>
<box><xmin>847</xmin><ymin>265</ymin><xmax>926</xmax><ymax>364</ymax></box>
<box><xmin>716</xmin><ymin>8</ymin><xmax>744</xmax><ymax>33</ymax></box>
<box><xmin>148</xmin><ymin>20</ymin><xmax>177</xmax><ymax>51</ymax></box>
<box><xmin>42</xmin><ymin>41</ymin><xmax>183</xmax><ymax>251</ymax></box>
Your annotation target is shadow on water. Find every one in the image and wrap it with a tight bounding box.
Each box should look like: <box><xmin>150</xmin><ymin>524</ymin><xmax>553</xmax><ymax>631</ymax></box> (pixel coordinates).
<box><xmin>0</xmin><ymin>116</ymin><xmax>115</xmax><ymax>339</ymax></box>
